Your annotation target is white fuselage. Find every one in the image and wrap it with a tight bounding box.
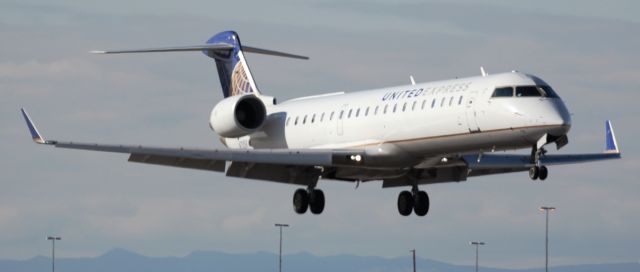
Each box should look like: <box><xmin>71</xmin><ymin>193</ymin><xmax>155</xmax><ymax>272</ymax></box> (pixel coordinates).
<box><xmin>221</xmin><ymin>72</ymin><xmax>571</xmax><ymax>167</ymax></box>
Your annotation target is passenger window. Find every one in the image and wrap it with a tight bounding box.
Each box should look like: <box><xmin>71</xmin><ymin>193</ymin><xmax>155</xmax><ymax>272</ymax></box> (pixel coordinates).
<box><xmin>393</xmin><ymin>103</ymin><xmax>398</xmax><ymax>113</ymax></box>
<box><xmin>365</xmin><ymin>107</ymin><xmax>369</xmax><ymax>116</ymax></box>
<box><xmin>339</xmin><ymin>110</ymin><xmax>344</xmax><ymax>119</ymax></box>
<box><xmin>421</xmin><ymin>100</ymin><xmax>426</xmax><ymax>110</ymax></box>
<box><xmin>492</xmin><ymin>87</ymin><xmax>514</xmax><ymax>97</ymax></box>
<box><xmin>384</xmin><ymin>104</ymin><xmax>388</xmax><ymax>114</ymax></box>
<box><xmin>311</xmin><ymin>114</ymin><xmax>316</xmax><ymax>123</ymax></box>
<box><xmin>516</xmin><ymin>86</ymin><xmax>542</xmax><ymax>97</ymax></box>
<box><xmin>374</xmin><ymin>106</ymin><xmax>379</xmax><ymax>115</ymax></box>
<box><xmin>402</xmin><ymin>103</ymin><xmax>407</xmax><ymax>112</ymax></box>
<box><xmin>412</xmin><ymin>101</ymin><xmax>416</xmax><ymax>111</ymax></box>
<box><xmin>320</xmin><ymin>112</ymin><xmax>325</xmax><ymax>122</ymax></box>
<box><xmin>449</xmin><ymin>96</ymin><xmax>454</xmax><ymax>106</ymax></box>
<box><xmin>356</xmin><ymin>108</ymin><xmax>360</xmax><ymax>117</ymax></box>
<box><xmin>440</xmin><ymin>97</ymin><xmax>445</xmax><ymax>107</ymax></box>
<box><xmin>303</xmin><ymin>115</ymin><xmax>307</xmax><ymax>124</ymax></box>
<box><xmin>431</xmin><ymin>98</ymin><xmax>436</xmax><ymax>108</ymax></box>
<box><xmin>348</xmin><ymin>109</ymin><xmax>353</xmax><ymax>118</ymax></box>
<box><xmin>458</xmin><ymin>96</ymin><xmax>463</xmax><ymax>105</ymax></box>
<box><xmin>330</xmin><ymin>111</ymin><xmax>335</xmax><ymax>121</ymax></box>
<box><xmin>295</xmin><ymin>116</ymin><xmax>299</xmax><ymax>125</ymax></box>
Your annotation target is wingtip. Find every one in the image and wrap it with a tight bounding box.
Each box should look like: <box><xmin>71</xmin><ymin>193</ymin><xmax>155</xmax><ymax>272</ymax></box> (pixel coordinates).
<box><xmin>605</xmin><ymin>120</ymin><xmax>620</xmax><ymax>154</ymax></box>
<box><xmin>89</xmin><ymin>50</ymin><xmax>106</xmax><ymax>54</ymax></box>
<box><xmin>20</xmin><ymin>108</ymin><xmax>47</xmax><ymax>144</ymax></box>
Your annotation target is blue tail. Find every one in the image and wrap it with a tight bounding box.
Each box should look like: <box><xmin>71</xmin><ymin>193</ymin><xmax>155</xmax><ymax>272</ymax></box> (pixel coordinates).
<box><xmin>203</xmin><ymin>31</ymin><xmax>259</xmax><ymax>98</ymax></box>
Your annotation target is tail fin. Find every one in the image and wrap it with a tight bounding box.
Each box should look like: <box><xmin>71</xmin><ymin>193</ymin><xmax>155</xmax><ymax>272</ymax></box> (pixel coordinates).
<box><xmin>203</xmin><ymin>31</ymin><xmax>260</xmax><ymax>97</ymax></box>
<box><xmin>90</xmin><ymin>30</ymin><xmax>308</xmax><ymax>98</ymax></box>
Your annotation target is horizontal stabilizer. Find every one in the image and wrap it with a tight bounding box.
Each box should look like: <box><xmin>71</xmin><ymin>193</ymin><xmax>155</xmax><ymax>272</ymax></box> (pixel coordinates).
<box><xmin>89</xmin><ymin>44</ymin><xmax>233</xmax><ymax>54</ymax></box>
<box><xmin>241</xmin><ymin>46</ymin><xmax>309</xmax><ymax>60</ymax></box>
<box><xmin>90</xmin><ymin>44</ymin><xmax>308</xmax><ymax>59</ymax></box>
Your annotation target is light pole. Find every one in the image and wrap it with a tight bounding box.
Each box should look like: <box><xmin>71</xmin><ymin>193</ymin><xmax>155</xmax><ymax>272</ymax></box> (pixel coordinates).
<box><xmin>47</xmin><ymin>236</ymin><xmax>61</xmax><ymax>272</ymax></box>
<box><xmin>410</xmin><ymin>249</ymin><xmax>416</xmax><ymax>272</ymax></box>
<box><xmin>540</xmin><ymin>206</ymin><xmax>556</xmax><ymax>272</ymax></box>
<box><xmin>469</xmin><ymin>241</ymin><xmax>485</xmax><ymax>272</ymax></box>
<box><xmin>275</xmin><ymin>223</ymin><xmax>289</xmax><ymax>272</ymax></box>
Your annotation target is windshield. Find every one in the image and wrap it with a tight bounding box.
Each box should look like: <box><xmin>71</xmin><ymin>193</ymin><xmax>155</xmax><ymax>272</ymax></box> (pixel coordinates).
<box><xmin>491</xmin><ymin>85</ymin><xmax>560</xmax><ymax>98</ymax></box>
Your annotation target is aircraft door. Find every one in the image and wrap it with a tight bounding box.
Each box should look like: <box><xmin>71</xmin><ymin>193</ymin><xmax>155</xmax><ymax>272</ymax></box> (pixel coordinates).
<box><xmin>465</xmin><ymin>89</ymin><xmax>481</xmax><ymax>132</ymax></box>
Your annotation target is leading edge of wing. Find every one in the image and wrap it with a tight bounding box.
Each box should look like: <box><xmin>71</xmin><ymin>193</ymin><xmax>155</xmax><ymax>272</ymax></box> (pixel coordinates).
<box><xmin>52</xmin><ymin>141</ymin><xmax>359</xmax><ymax>167</ymax></box>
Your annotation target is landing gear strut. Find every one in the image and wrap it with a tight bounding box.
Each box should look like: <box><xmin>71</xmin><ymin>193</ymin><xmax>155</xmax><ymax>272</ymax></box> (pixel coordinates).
<box><xmin>293</xmin><ymin>187</ymin><xmax>325</xmax><ymax>215</ymax></box>
<box><xmin>397</xmin><ymin>185</ymin><xmax>430</xmax><ymax>216</ymax></box>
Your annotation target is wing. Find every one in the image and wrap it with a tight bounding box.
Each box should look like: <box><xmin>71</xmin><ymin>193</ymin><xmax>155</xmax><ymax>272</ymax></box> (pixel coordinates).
<box><xmin>21</xmin><ymin>109</ymin><xmax>622</xmax><ymax>187</ymax></box>
<box><xmin>20</xmin><ymin>109</ymin><xmax>364</xmax><ymax>185</ymax></box>
<box><xmin>381</xmin><ymin>121</ymin><xmax>621</xmax><ymax>188</ymax></box>
<box><xmin>464</xmin><ymin>120</ymin><xmax>621</xmax><ymax>176</ymax></box>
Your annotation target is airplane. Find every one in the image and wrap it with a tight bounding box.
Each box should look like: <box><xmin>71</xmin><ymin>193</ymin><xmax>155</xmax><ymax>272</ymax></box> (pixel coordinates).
<box><xmin>21</xmin><ymin>30</ymin><xmax>621</xmax><ymax>217</ymax></box>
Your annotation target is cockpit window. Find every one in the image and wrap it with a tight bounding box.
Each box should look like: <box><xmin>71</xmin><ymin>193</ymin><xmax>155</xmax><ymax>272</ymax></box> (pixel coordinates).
<box><xmin>539</xmin><ymin>85</ymin><xmax>560</xmax><ymax>98</ymax></box>
<box><xmin>516</xmin><ymin>86</ymin><xmax>542</xmax><ymax>97</ymax></box>
<box><xmin>492</xmin><ymin>87</ymin><xmax>513</xmax><ymax>97</ymax></box>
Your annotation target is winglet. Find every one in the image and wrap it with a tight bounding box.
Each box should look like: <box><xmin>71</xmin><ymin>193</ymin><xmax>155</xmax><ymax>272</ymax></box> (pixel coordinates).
<box><xmin>605</xmin><ymin>120</ymin><xmax>620</xmax><ymax>153</ymax></box>
<box><xmin>20</xmin><ymin>108</ymin><xmax>49</xmax><ymax>144</ymax></box>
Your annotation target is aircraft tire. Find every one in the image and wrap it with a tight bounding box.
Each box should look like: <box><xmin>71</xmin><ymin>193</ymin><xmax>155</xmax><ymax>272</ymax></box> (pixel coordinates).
<box><xmin>397</xmin><ymin>191</ymin><xmax>414</xmax><ymax>216</ymax></box>
<box><xmin>529</xmin><ymin>166</ymin><xmax>539</xmax><ymax>180</ymax></box>
<box><xmin>293</xmin><ymin>188</ymin><xmax>309</xmax><ymax>214</ymax></box>
<box><xmin>538</xmin><ymin>166</ymin><xmax>548</xmax><ymax>180</ymax></box>
<box><xmin>309</xmin><ymin>189</ymin><xmax>325</xmax><ymax>214</ymax></box>
<box><xmin>413</xmin><ymin>191</ymin><xmax>430</xmax><ymax>216</ymax></box>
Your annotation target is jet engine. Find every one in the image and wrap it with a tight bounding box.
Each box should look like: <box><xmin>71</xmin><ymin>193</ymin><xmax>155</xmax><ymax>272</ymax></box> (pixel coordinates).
<box><xmin>209</xmin><ymin>95</ymin><xmax>267</xmax><ymax>138</ymax></box>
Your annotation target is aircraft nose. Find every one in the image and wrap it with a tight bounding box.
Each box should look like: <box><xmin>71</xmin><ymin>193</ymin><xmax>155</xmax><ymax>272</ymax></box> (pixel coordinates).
<box><xmin>552</xmin><ymin>100</ymin><xmax>572</xmax><ymax>135</ymax></box>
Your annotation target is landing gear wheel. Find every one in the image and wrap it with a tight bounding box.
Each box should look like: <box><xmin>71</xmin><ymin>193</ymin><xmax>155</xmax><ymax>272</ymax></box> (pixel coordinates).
<box><xmin>293</xmin><ymin>188</ymin><xmax>309</xmax><ymax>214</ymax></box>
<box><xmin>538</xmin><ymin>166</ymin><xmax>548</xmax><ymax>180</ymax></box>
<box><xmin>413</xmin><ymin>191</ymin><xmax>430</xmax><ymax>216</ymax></box>
<box><xmin>397</xmin><ymin>191</ymin><xmax>414</xmax><ymax>216</ymax></box>
<box><xmin>309</xmin><ymin>189</ymin><xmax>325</xmax><ymax>214</ymax></box>
<box><xmin>529</xmin><ymin>166</ymin><xmax>539</xmax><ymax>180</ymax></box>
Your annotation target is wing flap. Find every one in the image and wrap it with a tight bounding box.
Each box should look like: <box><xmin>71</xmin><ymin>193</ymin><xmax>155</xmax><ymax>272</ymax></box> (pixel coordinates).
<box><xmin>226</xmin><ymin>162</ymin><xmax>320</xmax><ymax>185</ymax></box>
<box><xmin>128</xmin><ymin>153</ymin><xmax>225</xmax><ymax>172</ymax></box>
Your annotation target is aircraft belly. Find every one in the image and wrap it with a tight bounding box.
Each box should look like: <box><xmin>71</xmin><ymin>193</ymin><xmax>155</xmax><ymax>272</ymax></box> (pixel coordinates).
<box><xmin>395</xmin><ymin>127</ymin><xmax>537</xmax><ymax>157</ymax></box>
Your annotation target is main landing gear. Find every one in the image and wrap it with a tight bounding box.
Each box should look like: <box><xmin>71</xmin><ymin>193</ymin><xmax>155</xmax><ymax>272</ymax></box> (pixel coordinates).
<box><xmin>397</xmin><ymin>185</ymin><xmax>430</xmax><ymax>216</ymax></box>
<box><xmin>293</xmin><ymin>187</ymin><xmax>325</xmax><ymax>215</ymax></box>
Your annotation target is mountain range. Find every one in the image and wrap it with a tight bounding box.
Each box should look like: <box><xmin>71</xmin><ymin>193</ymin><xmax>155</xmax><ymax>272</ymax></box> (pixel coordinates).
<box><xmin>1</xmin><ymin>248</ymin><xmax>638</xmax><ymax>272</ymax></box>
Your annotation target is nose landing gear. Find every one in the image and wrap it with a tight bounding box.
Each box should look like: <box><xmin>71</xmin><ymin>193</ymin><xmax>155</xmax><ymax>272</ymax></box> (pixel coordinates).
<box><xmin>529</xmin><ymin>165</ymin><xmax>548</xmax><ymax>180</ymax></box>
<box><xmin>529</xmin><ymin>144</ymin><xmax>549</xmax><ymax>181</ymax></box>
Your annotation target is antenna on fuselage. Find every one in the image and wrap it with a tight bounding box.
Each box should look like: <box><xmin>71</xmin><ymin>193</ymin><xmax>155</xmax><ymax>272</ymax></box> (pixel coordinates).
<box><xmin>409</xmin><ymin>75</ymin><xmax>416</xmax><ymax>85</ymax></box>
<box><xmin>480</xmin><ymin>67</ymin><xmax>488</xmax><ymax>77</ymax></box>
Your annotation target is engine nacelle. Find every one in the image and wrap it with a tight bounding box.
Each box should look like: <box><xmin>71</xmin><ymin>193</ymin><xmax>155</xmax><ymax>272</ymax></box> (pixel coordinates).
<box><xmin>209</xmin><ymin>95</ymin><xmax>267</xmax><ymax>138</ymax></box>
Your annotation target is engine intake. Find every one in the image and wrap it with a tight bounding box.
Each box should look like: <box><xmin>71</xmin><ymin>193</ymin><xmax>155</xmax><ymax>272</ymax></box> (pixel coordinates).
<box><xmin>209</xmin><ymin>95</ymin><xmax>267</xmax><ymax>138</ymax></box>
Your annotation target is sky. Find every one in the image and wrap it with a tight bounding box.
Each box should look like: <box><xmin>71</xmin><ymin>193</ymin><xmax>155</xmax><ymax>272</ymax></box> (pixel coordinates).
<box><xmin>1</xmin><ymin>0</ymin><xmax>639</xmax><ymax>269</ymax></box>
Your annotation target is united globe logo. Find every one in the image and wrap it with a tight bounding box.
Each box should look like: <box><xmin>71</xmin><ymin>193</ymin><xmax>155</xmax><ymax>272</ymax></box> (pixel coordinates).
<box><xmin>230</xmin><ymin>61</ymin><xmax>253</xmax><ymax>96</ymax></box>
